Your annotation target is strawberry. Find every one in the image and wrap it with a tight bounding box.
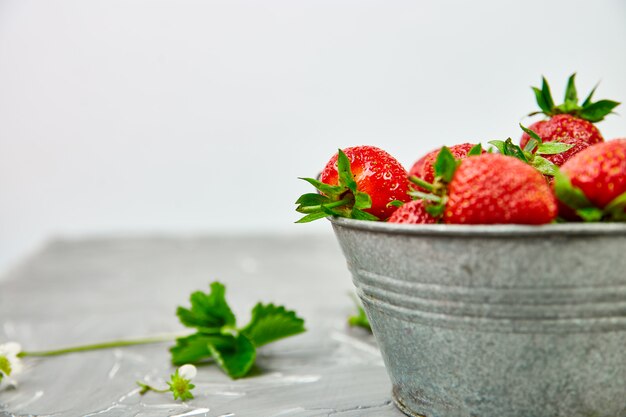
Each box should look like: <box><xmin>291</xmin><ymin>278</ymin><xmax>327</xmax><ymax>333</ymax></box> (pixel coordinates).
<box><xmin>520</xmin><ymin>74</ymin><xmax>620</xmax><ymax>166</ymax></box>
<box><xmin>388</xmin><ymin>200</ymin><xmax>438</xmax><ymax>224</ymax></box>
<box><xmin>444</xmin><ymin>154</ymin><xmax>557</xmax><ymax>224</ymax></box>
<box><xmin>554</xmin><ymin>139</ymin><xmax>626</xmax><ymax>221</ymax></box>
<box><xmin>520</xmin><ymin>115</ymin><xmax>596</xmax><ymax>167</ymax></box>
<box><xmin>409</xmin><ymin>143</ymin><xmax>482</xmax><ymax>185</ymax></box>
<box><xmin>408</xmin><ymin>148</ymin><xmax>557</xmax><ymax>224</ymax></box>
<box><xmin>295</xmin><ymin>146</ymin><xmax>411</xmax><ymax>222</ymax></box>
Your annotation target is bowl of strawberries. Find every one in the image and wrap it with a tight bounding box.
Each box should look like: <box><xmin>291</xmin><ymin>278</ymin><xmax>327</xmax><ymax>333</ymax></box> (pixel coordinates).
<box><xmin>297</xmin><ymin>75</ymin><xmax>626</xmax><ymax>417</ymax></box>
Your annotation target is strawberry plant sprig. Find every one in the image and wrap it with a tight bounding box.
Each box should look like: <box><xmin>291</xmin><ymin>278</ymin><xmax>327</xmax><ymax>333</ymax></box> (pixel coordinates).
<box><xmin>489</xmin><ymin>124</ymin><xmax>573</xmax><ymax>176</ymax></box>
<box><xmin>1</xmin><ymin>281</ymin><xmax>306</xmax><ymax>400</ymax></box>
<box><xmin>530</xmin><ymin>73</ymin><xmax>620</xmax><ymax>122</ymax></box>
<box><xmin>171</xmin><ymin>282</ymin><xmax>306</xmax><ymax>379</ymax></box>
<box><xmin>408</xmin><ymin>145</ymin><xmax>475</xmax><ymax>219</ymax></box>
<box><xmin>296</xmin><ymin>149</ymin><xmax>379</xmax><ymax>223</ymax></box>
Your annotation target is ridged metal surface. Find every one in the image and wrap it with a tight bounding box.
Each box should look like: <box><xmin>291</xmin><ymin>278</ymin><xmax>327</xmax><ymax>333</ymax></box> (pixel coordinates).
<box><xmin>331</xmin><ymin>218</ymin><xmax>626</xmax><ymax>417</ymax></box>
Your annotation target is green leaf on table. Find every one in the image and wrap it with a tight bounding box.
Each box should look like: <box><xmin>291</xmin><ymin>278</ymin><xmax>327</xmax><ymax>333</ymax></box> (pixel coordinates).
<box><xmin>241</xmin><ymin>303</ymin><xmax>306</xmax><ymax>347</ymax></box>
<box><xmin>170</xmin><ymin>334</ymin><xmax>216</xmax><ymax>365</ymax></box>
<box><xmin>172</xmin><ymin>281</ymin><xmax>307</xmax><ymax>379</ymax></box>
<box><xmin>348</xmin><ymin>303</ymin><xmax>371</xmax><ymax>332</ymax></box>
<box><xmin>208</xmin><ymin>334</ymin><xmax>256</xmax><ymax>379</ymax></box>
<box><xmin>176</xmin><ymin>282</ymin><xmax>236</xmax><ymax>331</ymax></box>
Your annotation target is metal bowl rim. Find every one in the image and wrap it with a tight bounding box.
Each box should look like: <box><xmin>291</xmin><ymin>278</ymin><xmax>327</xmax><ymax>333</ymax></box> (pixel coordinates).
<box><xmin>329</xmin><ymin>217</ymin><xmax>626</xmax><ymax>237</ymax></box>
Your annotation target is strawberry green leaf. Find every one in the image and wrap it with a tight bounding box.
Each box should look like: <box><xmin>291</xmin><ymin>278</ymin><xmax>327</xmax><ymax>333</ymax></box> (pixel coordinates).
<box><xmin>208</xmin><ymin>334</ymin><xmax>256</xmax><ymax>379</ymax></box>
<box><xmin>520</xmin><ymin>123</ymin><xmax>543</xmax><ymax>149</ymax></box>
<box><xmin>433</xmin><ymin>146</ymin><xmax>458</xmax><ymax>183</ymax></box>
<box><xmin>532</xmin><ymin>86</ymin><xmax>552</xmax><ymax>115</ymax></box>
<box><xmin>554</xmin><ymin>169</ymin><xmax>594</xmax><ymax>210</ymax></box>
<box><xmin>531</xmin><ymin>155</ymin><xmax>558</xmax><ymax>176</ymax></box>
<box><xmin>489</xmin><ymin>138</ymin><xmax>528</xmax><ymax>162</ymax></box>
<box><xmin>177</xmin><ymin>282</ymin><xmax>236</xmax><ymax>332</ymax></box>
<box><xmin>531</xmin><ymin>76</ymin><xmax>556</xmax><ymax>115</ymax></box>
<box><xmin>387</xmin><ymin>200</ymin><xmax>405</xmax><ymax>208</ymax></box>
<box><xmin>503</xmin><ymin>138</ymin><xmax>528</xmax><ymax>162</ymax></box>
<box><xmin>425</xmin><ymin>202</ymin><xmax>446</xmax><ymax>217</ymax></box>
<box><xmin>563</xmin><ymin>73</ymin><xmax>579</xmax><ymax>109</ymax></box>
<box><xmin>351</xmin><ymin>208</ymin><xmax>380</xmax><ymax>221</ymax></box>
<box><xmin>529</xmin><ymin>74</ymin><xmax>621</xmax><ymax>121</ymax></box>
<box><xmin>536</xmin><ymin>142</ymin><xmax>575</xmax><ymax>155</ymax></box>
<box><xmin>578</xmin><ymin>100</ymin><xmax>621</xmax><ymax>123</ymax></box>
<box><xmin>337</xmin><ymin>149</ymin><xmax>358</xmax><ymax>193</ymax></box>
<box><xmin>582</xmin><ymin>82</ymin><xmax>599</xmax><ymax>107</ymax></box>
<box><xmin>467</xmin><ymin>143</ymin><xmax>483</xmax><ymax>156</ymax></box>
<box><xmin>523</xmin><ymin>139</ymin><xmax>539</xmax><ymax>154</ymax></box>
<box><xmin>353</xmin><ymin>191</ymin><xmax>373</xmax><ymax>211</ymax></box>
<box><xmin>295</xmin><ymin>193</ymin><xmax>331</xmax><ymax>211</ymax></box>
<box><xmin>488</xmin><ymin>140</ymin><xmax>506</xmax><ymax>155</ymax></box>
<box><xmin>604</xmin><ymin>190</ymin><xmax>626</xmax><ymax>220</ymax></box>
<box><xmin>576</xmin><ymin>207</ymin><xmax>604</xmax><ymax>222</ymax></box>
<box><xmin>320</xmin><ymin>204</ymin><xmax>348</xmax><ymax>218</ymax></box>
<box><xmin>295</xmin><ymin>193</ymin><xmax>328</xmax><ymax>206</ymax></box>
<box><xmin>295</xmin><ymin>212</ymin><xmax>330</xmax><ymax>223</ymax></box>
<box><xmin>298</xmin><ymin>177</ymin><xmax>345</xmax><ymax>197</ymax></box>
<box><xmin>541</xmin><ymin>76</ymin><xmax>556</xmax><ymax>112</ymax></box>
<box><xmin>241</xmin><ymin>303</ymin><xmax>306</xmax><ymax>347</ymax></box>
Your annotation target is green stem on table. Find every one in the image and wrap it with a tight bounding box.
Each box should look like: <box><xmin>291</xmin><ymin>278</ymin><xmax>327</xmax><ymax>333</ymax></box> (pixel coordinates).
<box><xmin>137</xmin><ymin>381</ymin><xmax>170</xmax><ymax>395</ymax></box>
<box><xmin>18</xmin><ymin>333</ymin><xmax>186</xmax><ymax>358</ymax></box>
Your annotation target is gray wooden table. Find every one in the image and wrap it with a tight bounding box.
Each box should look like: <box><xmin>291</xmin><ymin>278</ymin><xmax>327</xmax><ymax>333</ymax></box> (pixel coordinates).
<box><xmin>0</xmin><ymin>235</ymin><xmax>404</xmax><ymax>417</ymax></box>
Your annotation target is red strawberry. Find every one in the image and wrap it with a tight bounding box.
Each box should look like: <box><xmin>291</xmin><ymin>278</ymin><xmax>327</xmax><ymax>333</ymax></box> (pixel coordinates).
<box><xmin>520</xmin><ymin>114</ymin><xmax>598</xmax><ymax>166</ymax></box>
<box><xmin>388</xmin><ymin>200</ymin><xmax>438</xmax><ymax>224</ymax></box>
<box><xmin>320</xmin><ymin>146</ymin><xmax>411</xmax><ymax>219</ymax></box>
<box><xmin>555</xmin><ymin>139</ymin><xmax>626</xmax><ymax>221</ymax></box>
<box><xmin>520</xmin><ymin>74</ymin><xmax>620</xmax><ymax>166</ymax></box>
<box><xmin>296</xmin><ymin>146</ymin><xmax>411</xmax><ymax>222</ymax></box>
<box><xmin>409</xmin><ymin>143</ymin><xmax>482</xmax><ymax>184</ymax></box>
<box><xmin>444</xmin><ymin>154</ymin><xmax>557</xmax><ymax>224</ymax></box>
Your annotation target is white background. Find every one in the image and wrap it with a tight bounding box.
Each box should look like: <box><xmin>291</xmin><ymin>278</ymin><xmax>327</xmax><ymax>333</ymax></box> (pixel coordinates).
<box><xmin>1</xmin><ymin>0</ymin><xmax>626</xmax><ymax>275</ymax></box>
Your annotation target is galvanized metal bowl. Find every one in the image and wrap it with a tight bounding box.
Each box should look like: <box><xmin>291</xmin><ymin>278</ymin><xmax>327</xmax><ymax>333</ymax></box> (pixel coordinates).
<box><xmin>330</xmin><ymin>217</ymin><xmax>626</xmax><ymax>417</ymax></box>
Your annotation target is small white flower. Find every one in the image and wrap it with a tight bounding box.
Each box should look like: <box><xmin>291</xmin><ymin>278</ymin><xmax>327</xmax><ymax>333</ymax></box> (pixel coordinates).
<box><xmin>178</xmin><ymin>364</ymin><xmax>197</xmax><ymax>380</ymax></box>
<box><xmin>0</xmin><ymin>342</ymin><xmax>23</xmax><ymax>384</ymax></box>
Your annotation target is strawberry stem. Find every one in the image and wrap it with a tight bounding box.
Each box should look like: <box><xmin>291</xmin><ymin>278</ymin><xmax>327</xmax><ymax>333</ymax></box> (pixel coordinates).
<box><xmin>409</xmin><ymin>176</ymin><xmax>435</xmax><ymax>192</ymax></box>
<box><xmin>296</xmin><ymin>196</ymin><xmax>353</xmax><ymax>213</ymax></box>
